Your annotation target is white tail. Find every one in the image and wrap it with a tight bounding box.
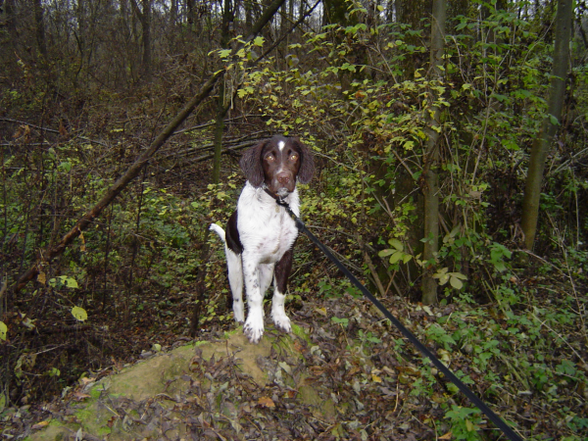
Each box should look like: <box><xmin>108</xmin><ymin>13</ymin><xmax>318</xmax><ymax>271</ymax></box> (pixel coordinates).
<box><xmin>209</xmin><ymin>223</ymin><xmax>226</xmax><ymax>244</ymax></box>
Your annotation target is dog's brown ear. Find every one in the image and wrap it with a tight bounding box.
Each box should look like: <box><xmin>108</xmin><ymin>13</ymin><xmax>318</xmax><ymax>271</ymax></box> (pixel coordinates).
<box><xmin>294</xmin><ymin>139</ymin><xmax>315</xmax><ymax>184</ymax></box>
<box><xmin>240</xmin><ymin>140</ymin><xmax>267</xmax><ymax>187</ymax></box>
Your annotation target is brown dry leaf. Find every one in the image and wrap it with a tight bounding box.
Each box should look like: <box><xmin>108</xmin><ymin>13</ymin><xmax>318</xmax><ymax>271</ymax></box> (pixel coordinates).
<box><xmin>37</xmin><ymin>271</ymin><xmax>46</xmax><ymax>285</ymax></box>
<box><xmin>439</xmin><ymin>432</ymin><xmax>452</xmax><ymax>440</ymax></box>
<box><xmin>79</xmin><ymin>376</ymin><xmax>96</xmax><ymax>385</ymax></box>
<box><xmin>59</xmin><ymin>121</ymin><xmax>68</xmax><ymax>137</ymax></box>
<box><xmin>32</xmin><ymin>420</ymin><xmax>50</xmax><ymax>430</ymax></box>
<box><xmin>395</xmin><ymin>365</ymin><xmax>421</xmax><ymax>376</ymax></box>
<box><xmin>79</xmin><ymin>231</ymin><xmax>86</xmax><ymax>252</ymax></box>
<box><xmin>72</xmin><ymin>392</ymin><xmax>91</xmax><ymax>401</ymax></box>
<box><xmin>257</xmin><ymin>396</ymin><xmax>275</xmax><ymax>408</ymax></box>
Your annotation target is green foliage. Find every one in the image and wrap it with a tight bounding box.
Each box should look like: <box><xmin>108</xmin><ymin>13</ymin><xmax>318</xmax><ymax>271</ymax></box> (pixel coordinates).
<box><xmin>331</xmin><ymin>316</ymin><xmax>349</xmax><ymax>328</ymax></box>
<box><xmin>432</xmin><ymin>267</ymin><xmax>467</xmax><ymax>290</ymax></box>
<box><xmin>445</xmin><ymin>406</ymin><xmax>482</xmax><ymax>441</ymax></box>
<box><xmin>1</xmin><ymin>2</ymin><xmax>586</xmax><ymax>438</ymax></box>
<box><xmin>48</xmin><ymin>275</ymin><xmax>79</xmax><ymax>290</ymax></box>
<box><xmin>378</xmin><ymin>239</ymin><xmax>413</xmax><ymax>266</ymax></box>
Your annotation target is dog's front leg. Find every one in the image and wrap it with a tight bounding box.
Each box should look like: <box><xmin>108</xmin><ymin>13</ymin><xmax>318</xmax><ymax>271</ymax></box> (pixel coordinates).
<box><xmin>242</xmin><ymin>254</ymin><xmax>265</xmax><ymax>343</ymax></box>
<box><xmin>272</xmin><ymin>249</ymin><xmax>293</xmax><ymax>333</ymax></box>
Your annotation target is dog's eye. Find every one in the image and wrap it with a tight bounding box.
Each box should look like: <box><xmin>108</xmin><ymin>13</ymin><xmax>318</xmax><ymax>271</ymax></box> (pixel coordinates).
<box><xmin>266</xmin><ymin>154</ymin><xmax>275</xmax><ymax>162</ymax></box>
<box><xmin>289</xmin><ymin>153</ymin><xmax>299</xmax><ymax>162</ymax></box>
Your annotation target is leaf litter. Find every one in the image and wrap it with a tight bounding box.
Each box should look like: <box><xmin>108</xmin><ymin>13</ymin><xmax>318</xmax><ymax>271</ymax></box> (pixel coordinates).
<box><xmin>1</xmin><ymin>290</ymin><xmax>586</xmax><ymax>440</ymax></box>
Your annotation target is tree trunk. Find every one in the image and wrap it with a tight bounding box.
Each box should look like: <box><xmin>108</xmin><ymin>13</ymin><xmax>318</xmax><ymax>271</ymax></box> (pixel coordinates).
<box><xmin>5</xmin><ymin>0</ymin><xmax>17</xmax><ymax>39</ymax></box>
<box><xmin>212</xmin><ymin>0</ymin><xmax>233</xmax><ymax>184</ymax></box>
<box><xmin>323</xmin><ymin>0</ymin><xmax>354</xmax><ymax>26</ymax></box>
<box><xmin>130</xmin><ymin>0</ymin><xmax>153</xmax><ymax>81</ymax></box>
<box><xmin>141</xmin><ymin>0</ymin><xmax>152</xmax><ymax>81</ymax></box>
<box><xmin>521</xmin><ymin>0</ymin><xmax>572</xmax><ymax>250</ymax></box>
<box><xmin>396</xmin><ymin>0</ymin><xmax>431</xmax><ymax>77</ymax></box>
<box><xmin>34</xmin><ymin>0</ymin><xmax>48</xmax><ymax>60</ymax></box>
<box><xmin>421</xmin><ymin>0</ymin><xmax>446</xmax><ymax>305</ymax></box>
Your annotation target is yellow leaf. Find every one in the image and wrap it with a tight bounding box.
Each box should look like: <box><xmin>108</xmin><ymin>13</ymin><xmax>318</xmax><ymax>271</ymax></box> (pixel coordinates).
<box><xmin>37</xmin><ymin>271</ymin><xmax>46</xmax><ymax>285</ymax></box>
<box><xmin>371</xmin><ymin>373</ymin><xmax>382</xmax><ymax>383</ymax></box>
<box><xmin>71</xmin><ymin>306</ymin><xmax>88</xmax><ymax>322</ymax></box>
<box><xmin>0</xmin><ymin>321</ymin><xmax>7</xmax><ymax>340</ymax></box>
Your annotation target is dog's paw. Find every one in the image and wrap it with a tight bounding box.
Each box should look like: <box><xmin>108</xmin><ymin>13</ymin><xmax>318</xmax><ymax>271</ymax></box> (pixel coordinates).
<box><xmin>272</xmin><ymin>313</ymin><xmax>292</xmax><ymax>334</ymax></box>
<box><xmin>243</xmin><ymin>319</ymin><xmax>264</xmax><ymax>344</ymax></box>
<box><xmin>233</xmin><ymin>304</ymin><xmax>245</xmax><ymax>323</ymax></box>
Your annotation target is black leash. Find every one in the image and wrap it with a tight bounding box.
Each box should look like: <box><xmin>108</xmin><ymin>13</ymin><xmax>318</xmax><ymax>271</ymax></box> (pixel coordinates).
<box><xmin>268</xmin><ymin>190</ymin><xmax>523</xmax><ymax>441</ymax></box>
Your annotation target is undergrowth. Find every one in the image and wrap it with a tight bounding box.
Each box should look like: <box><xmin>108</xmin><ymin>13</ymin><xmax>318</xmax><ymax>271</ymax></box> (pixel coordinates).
<box><xmin>1</xmin><ymin>2</ymin><xmax>587</xmax><ymax>440</ymax></box>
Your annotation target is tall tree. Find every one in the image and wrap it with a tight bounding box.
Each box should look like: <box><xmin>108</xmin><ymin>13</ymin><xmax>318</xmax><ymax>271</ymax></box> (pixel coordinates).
<box><xmin>323</xmin><ymin>0</ymin><xmax>354</xmax><ymax>26</ymax></box>
<box><xmin>33</xmin><ymin>0</ymin><xmax>48</xmax><ymax>60</ymax></box>
<box><xmin>212</xmin><ymin>0</ymin><xmax>234</xmax><ymax>184</ymax></box>
<box><xmin>395</xmin><ymin>0</ymin><xmax>431</xmax><ymax>77</ymax></box>
<box><xmin>521</xmin><ymin>0</ymin><xmax>573</xmax><ymax>249</ymax></box>
<box><xmin>130</xmin><ymin>0</ymin><xmax>153</xmax><ymax>81</ymax></box>
<box><xmin>421</xmin><ymin>0</ymin><xmax>447</xmax><ymax>305</ymax></box>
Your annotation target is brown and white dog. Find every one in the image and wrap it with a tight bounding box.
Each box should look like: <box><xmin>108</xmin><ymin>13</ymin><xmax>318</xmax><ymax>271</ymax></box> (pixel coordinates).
<box><xmin>210</xmin><ymin>135</ymin><xmax>314</xmax><ymax>343</ymax></box>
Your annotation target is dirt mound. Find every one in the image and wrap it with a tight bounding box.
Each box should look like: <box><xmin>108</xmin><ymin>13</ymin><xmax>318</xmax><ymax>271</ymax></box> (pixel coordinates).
<box><xmin>22</xmin><ymin>325</ymin><xmax>343</xmax><ymax>440</ymax></box>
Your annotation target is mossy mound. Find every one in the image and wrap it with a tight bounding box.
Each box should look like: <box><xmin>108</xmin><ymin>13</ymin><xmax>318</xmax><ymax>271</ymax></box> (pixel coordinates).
<box><xmin>26</xmin><ymin>325</ymin><xmax>337</xmax><ymax>440</ymax></box>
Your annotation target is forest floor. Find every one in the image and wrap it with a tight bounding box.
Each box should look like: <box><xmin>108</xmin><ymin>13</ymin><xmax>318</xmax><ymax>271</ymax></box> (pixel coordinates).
<box><xmin>2</xmin><ymin>280</ymin><xmax>585</xmax><ymax>440</ymax></box>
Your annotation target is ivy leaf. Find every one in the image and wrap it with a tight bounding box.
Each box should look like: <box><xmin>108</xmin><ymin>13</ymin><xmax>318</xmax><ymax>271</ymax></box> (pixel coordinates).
<box><xmin>253</xmin><ymin>36</ymin><xmax>264</xmax><ymax>47</ymax></box>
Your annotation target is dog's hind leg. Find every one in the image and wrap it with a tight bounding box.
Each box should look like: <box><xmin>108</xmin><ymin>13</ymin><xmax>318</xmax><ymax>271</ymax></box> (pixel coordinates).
<box><xmin>226</xmin><ymin>249</ymin><xmax>244</xmax><ymax>323</ymax></box>
<box><xmin>210</xmin><ymin>222</ymin><xmax>245</xmax><ymax>323</ymax></box>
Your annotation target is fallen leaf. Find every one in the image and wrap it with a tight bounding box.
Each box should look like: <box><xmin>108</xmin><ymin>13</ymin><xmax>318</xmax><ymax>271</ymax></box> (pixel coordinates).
<box><xmin>257</xmin><ymin>396</ymin><xmax>275</xmax><ymax>408</ymax></box>
<box><xmin>32</xmin><ymin>420</ymin><xmax>50</xmax><ymax>430</ymax></box>
<box><xmin>79</xmin><ymin>376</ymin><xmax>96</xmax><ymax>385</ymax></box>
<box><xmin>73</xmin><ymin>391</ymin><xmax>91</xmax><ymax>401</ymax></box>
<box><xmin>315</xmin><ymin>307</ymin><xmax>327</xmax><ymax>316</ymax></box>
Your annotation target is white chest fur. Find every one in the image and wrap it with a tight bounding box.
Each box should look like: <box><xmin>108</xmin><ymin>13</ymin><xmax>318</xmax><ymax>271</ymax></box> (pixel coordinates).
<box><xmin>236</xmin><ymin>182</ymin><xmax>300</xmax><ymax>263</ymax></box>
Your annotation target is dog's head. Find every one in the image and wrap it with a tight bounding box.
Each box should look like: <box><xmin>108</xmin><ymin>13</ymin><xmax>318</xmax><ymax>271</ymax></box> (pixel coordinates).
<box><xmin>240</xmin><ymin>136</ymin><xmax>315</xmax><ymax>197</ymax></box>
